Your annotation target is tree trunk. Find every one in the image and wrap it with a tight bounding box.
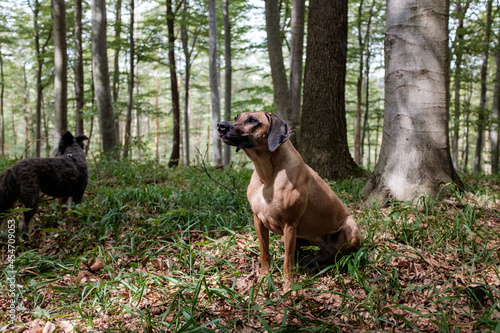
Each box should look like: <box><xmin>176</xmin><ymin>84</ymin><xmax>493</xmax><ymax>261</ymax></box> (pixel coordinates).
<box><xmin>112</xmin><ymin>0</ymin><xmax>122</xmax><ymax>144</ymax></box>
<box><xmin>92</xmin><ymin>0</ymin><xmax>118</xmax><ymax>156</ymax></box>
<box><xmin>360</xmin><ymin>0</ymin><xmax>375</xmax><ymax>165</ymax></box>
<box><xmin>208</xmin><ymin>0</ymin><xmax>222</xmax><ymax>167</ymax></box>
<box><xmin>490</xmin><ymin>35</ymin><xmax>500</xmax><ymax>174</ymax></box>
<box><xmin>462</xmin><ymin>79</ymin><xmax>474</xmax><ymax>170</ymax></box>
<box><xmin>473</xmin><ymin>0</ymin><xmax>492</xmax><ymax>173</ymax></box>
<box><xmin>34</xmin><ymin>1</ymin><xmax>41</xmax><ymax>156</ymax></box>
<box><xmin>264</xmin><ymin>0</ymin><xmax>295</xmax><ymax>132</ymax></box>
<box><xmin>33</xmin><ymin>0</ymin><xmax>52</xmax><ymax>157</ymax></box>
<box><xmin>123</xmin><ymin>0</ymin><xmax>134</xmax><ymax>160</ymax></box>
<box><xmin>167</xmin><ymin>0</ymin><xmax>181</xmax><ymax>167</ymax></box>
<box><xmin>223</xmin><ymin>0</ymin><xmax>232</xmax><ymax>166</ymax></box>
<box><xmin>362</xmin><ymin>0</ymin><xmax>462</xmax><ymax>203</ymax></box>
<box><xmin>75</xmin><ymin>0</ymin><xmax>84</xmax><ymax>136</ymax></box>
<box><xmin>135</xmin><ymin>64</ymin><xmax>141</xmax><ymax>161</ymax></box>
<box><xmin>23</xmin><ymin>64</ymin><xmax>31</xmax><ymax>157</ymax></box>
<box><xmin>181</xmin><ymin>0</ymin><xmax>191</xmax><ymax>166</ymax></box>
<box><xmin>354</xmin><ymin>0</ymin><xmax>365</xmax><ymax>165</ymax></box>
<box><xmin>289</xmin><ymin>0</ymin><xmax>304</xmax><ymax>138</ymax></box>
<box><xmin>452</xmin><ymin>1</ymin><xmax>469</xmax><ymax>169</ymax></box>
<box><xmin>53</xmin><ymin>0</ymin><xmax>68</xmax><ymax>144</ymax></box>
<box><xmin>155</xmin><ymin>48</ymin><xmax>161</xmax><ymax>160</ymax></box>
<box><xmin>0</xmin><ymin>47</ymin><xmax>4</xmax><ymax>156</ymax></box>
<box><xmin>87</xmin><ymin>78</ymin><xmax>95</xmax><ymax>154</ymax></box>
<box><xmin>112</xmin><ymin>0</ymin><xmax>122</xmax><ymax>105</ymax></box>
<box><xmin>42</xmin><ymin>103</ymin><xmax>50</xmax><ymax>156</ymax></box>
<box><xmin>300</xmin><ymin>0</ymin><xmax>354</xmax><ymax>180</ymax></box>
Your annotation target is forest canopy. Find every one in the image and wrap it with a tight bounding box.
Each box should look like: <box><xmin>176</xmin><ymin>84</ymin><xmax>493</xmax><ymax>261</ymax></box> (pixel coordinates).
<box><xmin>0</xmin><ymin>0</ymin><xmax>497</xmax><ymax>177</ymax></box>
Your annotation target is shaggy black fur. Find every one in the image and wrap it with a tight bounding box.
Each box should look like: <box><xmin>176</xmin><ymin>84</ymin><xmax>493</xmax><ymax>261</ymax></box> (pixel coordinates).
<box><xmin>0</xmin><ymin>132</ymin><xmax>89</xmax><ymax>232</ymax></box>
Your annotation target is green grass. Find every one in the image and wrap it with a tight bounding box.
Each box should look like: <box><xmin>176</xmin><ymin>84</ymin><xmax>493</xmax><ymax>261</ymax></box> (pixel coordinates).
<box><xmin>1</xmin><ymin>161</ymin><xmax>500</xmax><ymax>332</ymax></box>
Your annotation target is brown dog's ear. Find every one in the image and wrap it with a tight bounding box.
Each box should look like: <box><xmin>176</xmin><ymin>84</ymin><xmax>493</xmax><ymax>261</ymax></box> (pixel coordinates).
<box><xmin>267</xmin><ymin>113</ymin><xmax>291</xmax><ymax>152</ymax></box>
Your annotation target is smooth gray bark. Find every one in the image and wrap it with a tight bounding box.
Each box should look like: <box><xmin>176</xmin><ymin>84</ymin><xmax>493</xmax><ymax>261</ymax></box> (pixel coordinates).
<box><xmin>363</xmin><ymin>0</ymin><xmax>462</xmax><ymax>203</ymax></box>
<box><xmin>53</xmin><ymin>0</ymin><xmax>68</xmax><ymax>144</ymax></box>
<box><xmin>92</xmin><ymin>0</ymin><xmax>118</xmax><ymax>156</ymax></box>
<box><xmin>208</xmin><ymin>0</ymin><xmax>222</xmax><ymax>167</ymax></box>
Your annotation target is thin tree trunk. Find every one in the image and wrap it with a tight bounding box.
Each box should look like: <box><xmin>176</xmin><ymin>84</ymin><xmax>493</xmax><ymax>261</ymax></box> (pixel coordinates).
<box><xmin>23</xmin><ymin>64</ymin><xmax>30</xmax><ymax>157</ymax></box>
<box><xmin>92</xmin><ymin>0</ymin><xmax>118</xmax><ymax>156</ymax></box>
<box><xmin>181</xmin><ymin>0</ymin><xmax>191</xmax><ymax>166</ymax></box>
<box><xmin>136</xmin><ymin>64</ymin><xmax>141</xmax><ymax>161</ymax></box>
<box><xmin>34</xmin><ymin>0</ymin><xmax>42</xmax><ymax>157</ymax></box>
<box><xmin>75</xmin><ymin>0</ymin><xmax>84</xmax><ymax>135</ymax></box>
<box><xmin>0</xmin><ymin>47</ymin><xmax>4</xmax><ymax>156</ymax></box>
<box><xmin>155</xmin><ymin>48</ymin><xmax>160</xmax><ymax>160</ymax></box>
<box><xmin>87</xmin><ymin>77</ymin><xmax>95</xmax><ymax>154</ymax></box>
<box><xmin>11</xmin><ymin>113</ymin><xmax>16</xmax><ymax>146</ymax></box>
<box><xmin>491</xmin><ymin>35</ymin><xmax>500</xmax><ymax>174</ymax></box>
<box><xmin>112</xmin><ymin>0</ymin><xmax>122</xmax><ymax>105</ymax></box>
<box><xmin>374</xmin><ymin>100</ymin><xmax>382</xmax><ymax>165</ymax></box>
<box><xmin>42</xmin><ymin>98</ymin><xmax>50</xmax><ymax>156</ymax></box>
<box><xmin>361</xmin><ymin>38</ymin><xmax>371</xmax><ymax>165</ymax></box>
<box><xmin>167</xmin><ymin>0</ymin><xmax>181</xmax><ymax>167</ymax></box>
<box><xmin>123</xmin><ymin>0</ymin><xmax>134</xmax><ymax>160</ymax></box>
<box><xmin>462</xmin><ymin>79</ymin><xmax>473</xmax><ymax>170</ymax></box>
<box><xmin>354</xmin><ymin>0</ymin><xmax>365</xmax><ymax>165</ymax></box>
<box><xmin>223</xmin><ymin>0</ymin><xmax>232</xmax><ymax>166</ymax></box>
<box><xmin>264</xmin><ymin>0</ymin><xmax>295</xmax><ymax>132</ymax></box>
<box><xmin>360</xmin><ymin>0</ymin><xmax>375</xmax><ymax>165</ymax></box>
<box><xmin>53</xmin><ymin>0</ymin><xmax>68</xmax><ymax>144</ymax></box>
<box><xmin>452</xmin><ymin>1</ymin><xmax>470</xmax><ymax>169</ymax></box>
<box><xmin>112</xmin><ymin>0</ymin><xmax>122</xmax><ymax>144</ymax></box>
<box><xmin>473</xmin><ymin>0</ymin><xmax>492</xmax><ymax>173</ymax></box>
<box><xmin>208</xmin><ymin>0</ymin><xmax>222</xmax><ymax>167</ymax></box>
<box><xmin>289</xmin><ymin>0</ymin><xmax>305</xmax><ymax>141</ymax></box>
<box><xmin>33</xmin><ymin>0</ymin><xmax>52</xmax><ymax>157</ymax></box>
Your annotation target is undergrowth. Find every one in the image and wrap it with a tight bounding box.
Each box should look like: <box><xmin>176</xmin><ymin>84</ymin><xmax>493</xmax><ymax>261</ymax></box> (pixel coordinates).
<box><xmin>0</xmin><ymin>160</ymin><xmax>499</xmax><ymax>332</ymax></box>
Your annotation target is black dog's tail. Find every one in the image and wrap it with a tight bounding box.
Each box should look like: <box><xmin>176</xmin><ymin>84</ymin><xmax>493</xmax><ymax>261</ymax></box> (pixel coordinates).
<box><xmin>0</xmin><ymin>168</ymin><xmax>19</xmax><ymax>215</ymax></box>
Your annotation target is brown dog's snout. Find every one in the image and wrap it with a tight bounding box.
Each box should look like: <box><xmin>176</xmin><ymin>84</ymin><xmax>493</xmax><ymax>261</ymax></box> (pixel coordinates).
<box><xmin>217</xmin><ymin>121</ymin><xmax>231</xmax><ymax>134</ymax></box>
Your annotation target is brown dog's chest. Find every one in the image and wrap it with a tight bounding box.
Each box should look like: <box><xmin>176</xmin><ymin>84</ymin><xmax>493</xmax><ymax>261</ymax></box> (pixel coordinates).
<box><xmin>247</xmin><ymin>174</ymin><xmax>306</xmax><ymax>236</ymax></box>
<box><xmin>249</xmin><ymin>192</ymin><xmax>285</xmax><ymax>235</ymax></box>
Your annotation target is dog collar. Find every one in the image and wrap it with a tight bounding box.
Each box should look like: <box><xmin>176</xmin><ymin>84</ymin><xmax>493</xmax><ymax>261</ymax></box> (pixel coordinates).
<box><xmin>66</xmin><ymin>153</ymin><xmax>77</xmax><ymax>165</ymax></box>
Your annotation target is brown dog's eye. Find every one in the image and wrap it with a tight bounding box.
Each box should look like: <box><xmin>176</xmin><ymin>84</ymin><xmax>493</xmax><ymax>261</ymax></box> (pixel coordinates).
<box><xmin>246</xmin><ymin>116</ymin><xmax>259</xmax><ymax>125</ymax></box>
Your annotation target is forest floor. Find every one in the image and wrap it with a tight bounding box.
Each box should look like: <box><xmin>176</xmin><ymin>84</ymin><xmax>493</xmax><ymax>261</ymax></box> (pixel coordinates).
<box><xmin>0</xmin><ymin>159</ymin><xmax>499</xmax><ymax>332</ymax></box>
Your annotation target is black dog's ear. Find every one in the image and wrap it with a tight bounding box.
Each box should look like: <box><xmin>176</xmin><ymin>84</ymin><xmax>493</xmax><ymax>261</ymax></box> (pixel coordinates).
<box><xmin>75</xmin><ymin>135</ymin><xmax>89</xmax><ymax>149</ymax></box>
<box><xmin>61</xmin><ymin>131</ymin><xmax>74</xmax><ymax>145</ymax></box>
<box><xmin>267</xmin><ymin>113</ymin><xmax>291</xmax><ymax>152</ymax></box>
<box><xmin>75</xmin><ymin>135</ymin><xmax>89</xmax><ymax>143</ymax></box>
<box><xmin>57</xmin><ymin>131</ymin><xmax>74</xmax><ymax>155</ymax></box>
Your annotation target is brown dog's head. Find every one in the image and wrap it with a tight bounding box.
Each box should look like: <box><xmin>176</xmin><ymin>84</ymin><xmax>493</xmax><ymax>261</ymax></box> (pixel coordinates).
<box><xmin>217</xmin><ymin>112</ymin><xmax>291</xmax><ymax>152</ymax></box>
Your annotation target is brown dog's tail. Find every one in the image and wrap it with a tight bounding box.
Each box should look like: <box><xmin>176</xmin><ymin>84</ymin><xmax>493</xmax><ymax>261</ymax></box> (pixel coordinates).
<box><xmin>0</xmin><ymin>168</ymin><xmax>19</xmax><ymax>216</ymax></box>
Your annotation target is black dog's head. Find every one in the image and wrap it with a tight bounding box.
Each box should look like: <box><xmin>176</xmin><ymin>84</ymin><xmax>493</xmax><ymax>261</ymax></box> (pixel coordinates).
<box><xmin>56</xmin><ymin>132</ymin><xmax>89</xmax><ymax>156</ymax></box>
<box><xmin>217</xmin><ymin>112</ymin><xmax>290</xmax><ymax>153</ymax></box>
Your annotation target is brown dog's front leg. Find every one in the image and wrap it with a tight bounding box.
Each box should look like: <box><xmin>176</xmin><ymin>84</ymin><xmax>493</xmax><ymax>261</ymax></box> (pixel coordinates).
<box><xmin>253</xmin><ymin>215</ymin><xmax>270</xmax><ymax>277</ymax></box>
<box><xmin>282</xmin><ymin>224</ymin><xmax>297</xmax><ymax>291</ymax></box>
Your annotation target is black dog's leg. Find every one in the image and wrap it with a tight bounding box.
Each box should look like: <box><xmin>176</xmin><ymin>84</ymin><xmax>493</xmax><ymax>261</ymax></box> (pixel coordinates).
<box><xmin>19</xmin><ymin>206</ymin><xmax>36</xmax><ymax>233</ymax></box>
<box><xmin>18</xmin><ymin>187</ymin><xmax>39</xmax><ymax>233</ymax></box>
<box><xmin>72</xmin><ymin>188</ymin><xmax>85</xmax><ymax>205</ymax></box>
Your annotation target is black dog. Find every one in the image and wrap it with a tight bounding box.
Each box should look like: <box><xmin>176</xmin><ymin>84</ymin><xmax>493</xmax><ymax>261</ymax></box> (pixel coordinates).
<box><xmin>0</xmin><ymin>132</ymin><xmax>89</xmax><ymax>232</ymax></box>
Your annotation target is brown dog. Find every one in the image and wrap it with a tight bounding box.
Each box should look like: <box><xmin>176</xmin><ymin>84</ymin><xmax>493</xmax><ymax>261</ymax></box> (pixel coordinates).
<box><xmin>218</xmin><ymin>112</ymin><xmax>363</xmax><ymax>290</ymax></box>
